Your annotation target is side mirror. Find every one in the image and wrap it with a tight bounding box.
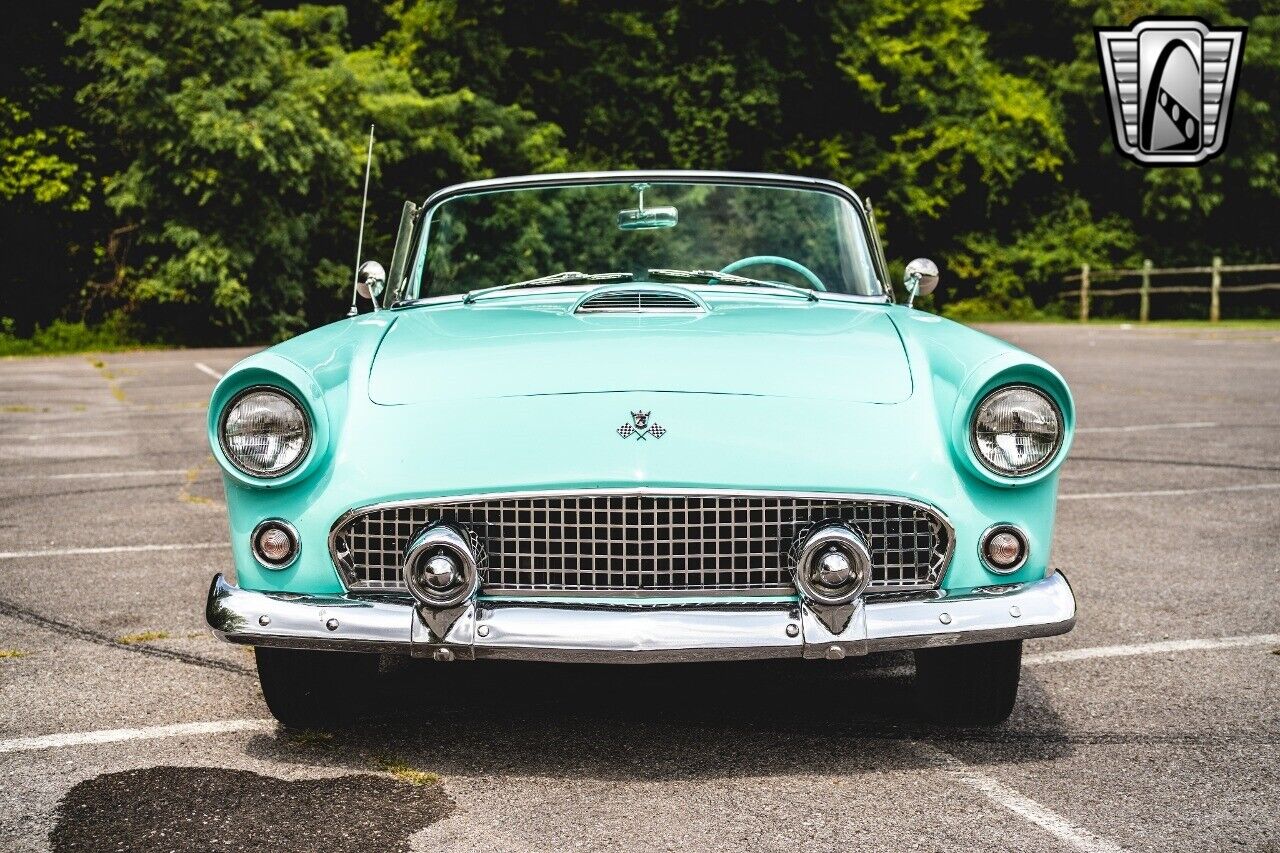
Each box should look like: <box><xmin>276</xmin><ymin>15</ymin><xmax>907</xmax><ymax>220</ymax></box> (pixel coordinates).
<box><xmin>356</xmin><ymin>260</ymin><xmax>386</xmax><ymax>302</ymax></box>
<box><xmin>903</xmin><ymin>257</ymin><xmax>939</xmax><ymax>307</ymax></box>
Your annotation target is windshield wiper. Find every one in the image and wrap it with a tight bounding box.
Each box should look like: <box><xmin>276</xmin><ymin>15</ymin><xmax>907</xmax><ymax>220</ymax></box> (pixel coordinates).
<box><xmin>463</xmin><ymin>271</ymin><xmax>634</xmax><ymax>304</ymax></box>
<box><xmin>647</xmin><ymin>268</ymin><xmax>819</xmax><ymax>302</ymax></box>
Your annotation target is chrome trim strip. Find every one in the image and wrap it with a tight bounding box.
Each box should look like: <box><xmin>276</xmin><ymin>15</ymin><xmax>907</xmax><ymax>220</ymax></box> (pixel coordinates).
<box><xmin>206</xmin><ymin>571</ymin><xmax>1074</xmax><ymax>662</ymax></box>
<box><xmin>327</xmin><ymin>487</ymin><xmax>957</xmax><ymax>596</ymax></box>
<box><xmin>419</xmin><ymin>170</ymin><xmax>871</xmax><ymax>217</ymax></box>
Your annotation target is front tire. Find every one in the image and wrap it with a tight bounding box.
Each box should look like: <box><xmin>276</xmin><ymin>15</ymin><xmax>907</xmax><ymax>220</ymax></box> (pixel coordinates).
<box><xmin>254</xmin><ymin>647</ymin><xmax>380</xmax><ymax>728</ymax></box>
<box><xmin>913</xmin><ymin>640</ymin><xmax>1022</xmax><ymax>726</ymax></box>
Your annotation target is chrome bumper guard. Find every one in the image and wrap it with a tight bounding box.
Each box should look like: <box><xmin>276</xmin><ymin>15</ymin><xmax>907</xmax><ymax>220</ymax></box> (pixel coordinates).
<box><xmin>206</xmin><ymin>572</ymin><xmax>1075</xmax><ymax>664</ymax></box>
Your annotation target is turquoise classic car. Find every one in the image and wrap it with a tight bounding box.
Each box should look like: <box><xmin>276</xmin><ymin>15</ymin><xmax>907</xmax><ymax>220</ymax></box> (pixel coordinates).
<box><xmin>205</xmin><ymin>171</ymin><xmax>1076</xmax><ymax>728</ymax></box>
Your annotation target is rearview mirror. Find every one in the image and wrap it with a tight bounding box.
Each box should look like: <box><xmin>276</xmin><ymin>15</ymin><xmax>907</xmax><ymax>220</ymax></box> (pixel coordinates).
<box><xmin>904</xmin><ymin>257</ymin><xmax>939</xmax><ymax>307</ymax></box>
<box><xmin>617</xmin><ymin>206</ymin><xmax>679</xmax><ymax>231</ymax></box>
<box><xmin>617</xmin><ymin>181</ymin><xmax>678</xmax><ymax>231</ymax></box>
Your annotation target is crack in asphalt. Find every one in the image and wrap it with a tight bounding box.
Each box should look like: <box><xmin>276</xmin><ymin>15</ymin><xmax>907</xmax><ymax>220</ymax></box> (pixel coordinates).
<box><xmin>0</xmin><ymin>597</ymin><xmax>253</xmax><ymax>677</ymax></box>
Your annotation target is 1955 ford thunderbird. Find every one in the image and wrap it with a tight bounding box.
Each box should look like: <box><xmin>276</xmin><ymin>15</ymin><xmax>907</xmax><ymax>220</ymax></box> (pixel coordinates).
<box><xmin>205</xmin><ymin>170</ymin><xmax>1076</xmax><ymax>728</ymax></box>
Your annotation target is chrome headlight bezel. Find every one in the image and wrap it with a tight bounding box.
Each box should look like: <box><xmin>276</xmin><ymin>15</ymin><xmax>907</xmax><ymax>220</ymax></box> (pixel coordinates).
<box><xmin>969</xmin><ymin>384</ymin><xmax>1064</xmax><ymax>478</ymax></box>
<box><xmin>218</xmin><ymin>385</ymin><xmax>313</xmax><ymax>479</ymax></box>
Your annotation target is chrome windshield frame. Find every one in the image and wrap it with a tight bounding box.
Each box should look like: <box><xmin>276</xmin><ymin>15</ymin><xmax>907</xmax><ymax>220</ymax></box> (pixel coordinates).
<box><xmin>395</xmin><ymin>170</ymin><xmax>892</xmax><ymax>305</ymax></box>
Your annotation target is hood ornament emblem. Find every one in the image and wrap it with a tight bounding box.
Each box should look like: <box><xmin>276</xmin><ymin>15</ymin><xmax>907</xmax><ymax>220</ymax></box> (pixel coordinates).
<box><xmin>617</xmin><ymin>410</ymin><xmax>666</xmax><ymax>440</ymax></box>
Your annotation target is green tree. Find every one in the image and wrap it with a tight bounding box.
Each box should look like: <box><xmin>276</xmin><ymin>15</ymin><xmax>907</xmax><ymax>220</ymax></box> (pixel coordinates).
<box><xmin>0</xmin><ymin>0</ymin><xmax>98</xmax><ymax>335</ymax></box>
<box><xmin>73</xmin><ymin>0</ymin><xmax>565</xmax><ymax>343</ymax></box>
<box><xmin>6</xmin><ymin>0</ymin><xmax>1280</xmax><ymax>340</ymax></box>
<box><xmin>388</xmin><ymin>0</ymin><xmax>1073</xmax><ymax>308</ymax></box>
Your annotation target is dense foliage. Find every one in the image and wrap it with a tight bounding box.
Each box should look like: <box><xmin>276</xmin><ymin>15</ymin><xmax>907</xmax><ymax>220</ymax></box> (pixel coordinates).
<box><xmin>3</xmin><ymin>0</ymin><xmax>1276</xmax><ymax>344</ymax></box>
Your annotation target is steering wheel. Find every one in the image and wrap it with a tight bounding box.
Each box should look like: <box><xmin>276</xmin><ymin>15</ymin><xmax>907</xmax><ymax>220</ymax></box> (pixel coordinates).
<box><xmin>719</xmin><ymin>255</ymin><xmax>827</xmax><ymax>291</ymax></box>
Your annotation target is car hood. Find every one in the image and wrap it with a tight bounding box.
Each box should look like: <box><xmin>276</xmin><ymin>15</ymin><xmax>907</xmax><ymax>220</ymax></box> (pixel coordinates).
<box><xmin>368</xmin><ymin>299</ymin><xmax>912</xmax><ymax>405</ymax></box>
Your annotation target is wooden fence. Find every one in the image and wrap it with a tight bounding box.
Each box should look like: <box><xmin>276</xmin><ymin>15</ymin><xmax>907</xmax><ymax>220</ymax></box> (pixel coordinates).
<box><xmin>1060</xmin><ymin>258</ymin><xmax>1280</xmax><ymax>322</ymax></box>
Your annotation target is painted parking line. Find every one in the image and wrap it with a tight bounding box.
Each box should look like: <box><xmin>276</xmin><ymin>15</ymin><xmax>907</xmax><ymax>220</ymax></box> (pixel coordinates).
<box><xmin>0</xmin><ymin>406</ymin><xmax>207</xmax><ymax>423</ymax></box>
<box><xmin>9</xmin><ymin>468</ymin><xmax>196</xmax><ymax>481</ymax></box>
<box><xmin>916</xmin><ymin>743</ymin><xmax>1123</xmax><ymax>853</ymax></box>
<box><xmin>114</xmin><ymin>382</ymin><xmax>224</xmax><ymax>394</ymax></box>
<box><xmin>1076</xmin><ymin>421</ymin><xmax>1217</xmax><ymax>434</ymax></box>
<box><xmin>82</xmin><ymin>357</ymin><xmax>247</xmax><ymax>369</ymax></box>
<box><xmin>1025</xmin><ymin>633</ymin><xmax>1280</xmax><ymax>666</ymax></box>
<box><xmin>194</xmin><ymin>362</ymin><xmax>224</xmax><ymax>379</ymax></box>
<box><xmin>0</xmin><ymin>542</ymin><xmax>226</xmax><ymax>560</ymax></box>
<box><xmin>1059</xmin><ymin>481</ymin><xmax>1280</xmax><ymax>500</ymax></box>
<box><xmin>0</xmin><ymin>427</ymin><xmax>204</xmax><ymax>440</ymax></box>
<box><xmin>0</xmin><ymin>719</ymin><xmax>273</xmax><ymax>755</ymax></box>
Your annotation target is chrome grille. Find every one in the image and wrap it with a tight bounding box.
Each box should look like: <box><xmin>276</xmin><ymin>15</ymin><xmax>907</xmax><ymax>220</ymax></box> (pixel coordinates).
<box><xmin>332</xmin><ymin>492</ymin><xmax>951</xmax><ymax>596</ymax></box>
<box><xmin>576</xmin><ymin>290</ymin><xmax>701</xmax><ymax>313</ymax></box>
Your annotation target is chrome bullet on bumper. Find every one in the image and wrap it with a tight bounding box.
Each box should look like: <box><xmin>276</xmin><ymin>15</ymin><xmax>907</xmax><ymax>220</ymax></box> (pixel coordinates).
<box><xmin>206</xmin><ymin>571</ymin><xmax>1076</xmax><ymax>664</ymax></box>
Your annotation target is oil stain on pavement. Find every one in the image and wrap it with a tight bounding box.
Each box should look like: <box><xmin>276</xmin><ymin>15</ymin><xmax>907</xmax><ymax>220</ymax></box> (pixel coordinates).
<box><xmin>51</xmin><ymin>766</ymin><xmax>454</xmax><ymax>852</ymax></box>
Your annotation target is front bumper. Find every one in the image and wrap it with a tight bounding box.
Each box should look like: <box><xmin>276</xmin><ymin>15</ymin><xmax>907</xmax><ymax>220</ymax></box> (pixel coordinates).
<box><xmin>207</xmin><ymin>571</ymin><xmax>1075</xmax><ymax>663</ymax></box>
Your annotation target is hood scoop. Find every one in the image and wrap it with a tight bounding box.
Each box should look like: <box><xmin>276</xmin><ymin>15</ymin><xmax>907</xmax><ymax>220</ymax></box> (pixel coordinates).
<box><xmin>575</xmin><ymin>287</ymin><xmax>703</xmax><ymax>314</ymax></box>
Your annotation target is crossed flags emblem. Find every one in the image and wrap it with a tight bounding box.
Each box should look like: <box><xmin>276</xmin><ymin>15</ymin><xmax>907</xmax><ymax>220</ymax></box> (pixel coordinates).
<box><xmin>617</xmin><ymin>410</ymin><xmax>666</xmax><ymax>440</ymax></box>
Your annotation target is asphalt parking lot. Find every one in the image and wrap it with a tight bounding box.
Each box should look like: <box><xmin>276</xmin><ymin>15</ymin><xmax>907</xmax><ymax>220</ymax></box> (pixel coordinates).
<box><xmin>1</xmin><ymin>322</ymin><xmax>1277</xmax><ymax>852</ymax></box>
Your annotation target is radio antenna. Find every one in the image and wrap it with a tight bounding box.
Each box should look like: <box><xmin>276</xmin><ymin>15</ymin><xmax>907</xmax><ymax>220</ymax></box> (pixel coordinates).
<box><xmin>347</xmin><ymin>124</ymin><xmax>376</xmax><ymax>317</ymax></box>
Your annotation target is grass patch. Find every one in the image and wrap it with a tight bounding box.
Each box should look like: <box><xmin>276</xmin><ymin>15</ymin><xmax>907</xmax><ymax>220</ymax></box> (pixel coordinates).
<box><xmin>87</xmin><ymin>356</ymin><xmax>130</xmax><ymax>403</ymax></box>
<box><xmin>178</xmin><ymin>464</ymin><xmax>216</xmax><ymax>505</ymax></box>
<box><xmin>0</xmin><ymin>648</ymin><xmax>26</xmax><ymax>659</ymax></box>
<box><xmin>288</xmin><ymin>729</ymin><xmax>335</xmax><ymax>746</ymax></box>
<box><xmin>969</xmin><ymin>317</ymin><xmax>1280</xmax><ymax>329</ymax></box>
<box><xmin>116</xmin><ymin>630</ymin><xmax>170</xmax><ymax>645</ymax></box>
<box><xmin>942</xmin><ymin>296</ymin><xmax>1050</xmax><ymax>323</ymax></box>
<box><xmin>379</xmin><ymin>759</ymin><xmax>441</xmax><ymax>787</ymax></box>
<box><xmin>0</xmin><ymin>315</ymin><xmax>151</xmax><ymax>357</ymax></box>
<box><xmin>1082</xmin><ymin>318</ymin><xmax>1280</xmax><ymax>329</ymax></box>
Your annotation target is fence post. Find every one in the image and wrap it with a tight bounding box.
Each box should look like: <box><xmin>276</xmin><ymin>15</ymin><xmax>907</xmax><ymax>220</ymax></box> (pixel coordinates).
<box><xmin>1210</xmin><ymin>256</ymin><xmax>1222</xmax><ymax>322</ymax></box>
<box><xmin>1079</xmin><ymin>263</ymin><xmax>1090</xmax><ymax>323</ymax></box>
<box><xmin>1140</xmin><ymin>259</ymin><xmax>1152</xmax><ymax>323</ymax></box>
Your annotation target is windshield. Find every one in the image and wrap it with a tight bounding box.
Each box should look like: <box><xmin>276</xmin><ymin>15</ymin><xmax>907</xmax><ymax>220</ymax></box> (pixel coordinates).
<box><xmin>409</xmin><ymin>180</ymin><xmax>885</xmax><ymax>299</ymax></box>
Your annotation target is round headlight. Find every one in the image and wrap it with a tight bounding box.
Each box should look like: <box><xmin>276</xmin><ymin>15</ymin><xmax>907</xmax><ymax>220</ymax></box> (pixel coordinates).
<box><xmin>219</xmin><ymin>387</ymin><xmax>311</xmax><ymax>478</ymax></box>
<box><xmin>971</xmin><ymin>385</ymin><xmax>1063</xmax><ymax>477</ymax></box>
